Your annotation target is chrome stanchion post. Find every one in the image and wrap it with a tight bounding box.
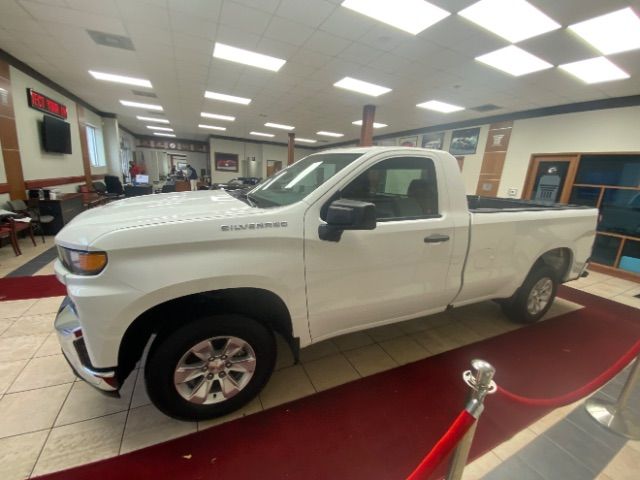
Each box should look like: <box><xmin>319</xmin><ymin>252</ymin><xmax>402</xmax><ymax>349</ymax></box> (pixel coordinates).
<box><xmin>446</xmin><ymin>359</ymin><xmax>497</xmax><ymax>480</ymax></box>
<box><xmin>586</xmin><ymin>355</ymin><xmax>640</xmax><ymax>440</ymax></box>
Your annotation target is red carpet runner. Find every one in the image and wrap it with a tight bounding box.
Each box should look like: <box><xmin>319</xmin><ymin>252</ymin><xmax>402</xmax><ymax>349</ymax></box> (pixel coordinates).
<box><xmin>34</xmin><ymin>287</ymin><xmax>640</xmax><ymax>480</ymax></box>
<box><xmin>0</xmin><ymin>275</ymin><xmax>66</xmax><ymax>301</ymax></box>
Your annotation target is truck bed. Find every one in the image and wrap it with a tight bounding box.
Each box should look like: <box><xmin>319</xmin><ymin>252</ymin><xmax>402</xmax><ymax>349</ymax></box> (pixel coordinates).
<box><xmin>467</xmin><ymin>195</ymin><xmax>592</xmax><ymax>213</ymax></box>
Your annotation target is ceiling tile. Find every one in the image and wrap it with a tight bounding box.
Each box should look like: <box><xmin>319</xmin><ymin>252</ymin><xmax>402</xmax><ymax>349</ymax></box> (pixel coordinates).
<box><xmin>168</xmin><ymin>0</ymin><xmax>221</xmax><ymax>19</ymax></box>
<box><xmin>276</xmin><ymin>0</ymin><xmax>336</xmax><ymax>29</ymax></box>
<box><xmin>303</xmin><ymin>31</ymin><xmax>351</xmax><ymax>56</ymax></box>
<box><xmin>263</xmin><ymin>16</ymin><xmax>315</xmax><ymax>45</ymax></box>
<box><xmin>219</xmin><ymin>1</ymin><xmax>272</xmax><ymax>35</ymax></box>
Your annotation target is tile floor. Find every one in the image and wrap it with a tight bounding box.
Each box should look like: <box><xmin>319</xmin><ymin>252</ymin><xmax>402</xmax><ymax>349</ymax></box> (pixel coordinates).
<box><xmin>0</xmin><ymin>235</ymin><xmax>638</xmax><ymax>479</ymax></box>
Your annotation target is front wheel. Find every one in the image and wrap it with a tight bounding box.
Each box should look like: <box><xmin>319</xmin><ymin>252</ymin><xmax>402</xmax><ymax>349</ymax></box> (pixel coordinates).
<box><xmin>145</xmin><ymin>315</ymin><xmax>276</xmax><ymax>420</ymax></box>
<box><xmin>501</xmin><ymin>265</ymin><xmax>558</xmax><ymax>324</ymax></box>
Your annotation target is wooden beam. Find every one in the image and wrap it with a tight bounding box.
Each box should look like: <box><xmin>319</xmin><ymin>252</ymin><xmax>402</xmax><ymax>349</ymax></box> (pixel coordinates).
<box><xmin>288</xmin><ymin>132</ymin><xmax>295</xmax><ymax>165</ymax></box>
<box><xmin>359</xmin><ymin>104</ymin><xmax>376</xmax><ymax>146</ymax></box>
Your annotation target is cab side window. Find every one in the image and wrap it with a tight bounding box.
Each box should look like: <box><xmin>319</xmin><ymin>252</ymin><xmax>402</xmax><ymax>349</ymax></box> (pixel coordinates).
<box><xmin>341</xmin><ymin>157</ymin><xmax>438</xmax><ymax>221</ymax></box>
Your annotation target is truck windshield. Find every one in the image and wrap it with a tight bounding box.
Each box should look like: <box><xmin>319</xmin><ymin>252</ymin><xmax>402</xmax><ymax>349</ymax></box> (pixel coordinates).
<box><xmin>247</xmin><ymin>153</ymin><xmax>362</xmax><ymax>207</ymax></box>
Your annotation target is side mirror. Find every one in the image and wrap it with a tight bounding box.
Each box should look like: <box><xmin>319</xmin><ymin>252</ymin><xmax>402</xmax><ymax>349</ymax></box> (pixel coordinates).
<box><xmin>319</xmin><ymin>199</ymin><xmax>376</xmax><ymax>242</ymax></box>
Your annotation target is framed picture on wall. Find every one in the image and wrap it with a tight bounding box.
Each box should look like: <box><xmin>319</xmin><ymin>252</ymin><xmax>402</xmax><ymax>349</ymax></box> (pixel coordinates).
<box><xmin>399</xmin><ymin>136</ymin><xmax>418</xmax><ymax>147</ymax></box>
<box><xmin>215</xmin><ymin>152</ymin><xmax>239</xmax><ymax>172</ymax></box>
<box><xmin>421</xmin><ymin>132</ymin><xmax>445</xmax><ymax>149</ymax></box>
<box><xmin>373</xmin><ymin>138</ymin><xmax>397</xmax><ymax>146</ymax></box>
<box><xmin>449</xmin><ymin>127</ymin><xmax>480</xmax><ymax>155</ymax></box>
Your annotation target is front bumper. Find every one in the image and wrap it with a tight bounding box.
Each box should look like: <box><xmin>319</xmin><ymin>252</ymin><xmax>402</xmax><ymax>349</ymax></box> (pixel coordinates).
<box><xmin>55</xmin><ymin>297</ymin><xmax>120</xmax><ymax>394</ymax></box>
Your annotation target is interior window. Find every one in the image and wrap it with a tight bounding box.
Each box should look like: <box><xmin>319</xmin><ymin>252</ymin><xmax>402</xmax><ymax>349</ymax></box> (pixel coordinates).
<box><xmin>341</xmin><ymin>156</ymin><xmax>438</xmax><ymax>221</ymax></box>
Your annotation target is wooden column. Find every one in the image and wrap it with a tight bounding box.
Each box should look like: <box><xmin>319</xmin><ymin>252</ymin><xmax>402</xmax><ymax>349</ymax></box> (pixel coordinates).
<box><xmin>359</xmin><ymin>104</ymin><xmax>376</xmax><ymax>146</ymax></box>
<box><xmin>76</xmin><ymin>105</ymin><xmax>94</xmax><ymax>186</ymax></box>
<box><xmin>287</xmin><ymin>132</ymin><xmax>295</xmax><ymax>165</ymax></box>
<box><xmin>0</xmin><ymin>58</ymin><xmax>26</xmax><ymax>199</ymax></box>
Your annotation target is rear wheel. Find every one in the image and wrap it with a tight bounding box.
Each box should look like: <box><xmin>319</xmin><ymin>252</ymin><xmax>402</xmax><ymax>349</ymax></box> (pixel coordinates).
<box><xmin>501</xmin><ymin>265</ymin><xmax>558</xmax><ymax>324</ymax></box>
<box><xmin>145</xmin><ymin>315</ymin><xmax>276</xmax><ymax>420</ymax></box>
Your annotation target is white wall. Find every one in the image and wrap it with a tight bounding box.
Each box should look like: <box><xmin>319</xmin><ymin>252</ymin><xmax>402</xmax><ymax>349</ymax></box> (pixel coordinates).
<box><xmin>500</xmin><ymin>106</ymin><xmax>640</xmax><ymax>197</ymax></box>
<box><xmin>10</xmin><ymin>66</ymin><xmax>84</xmax><ymax>183</ymax></box>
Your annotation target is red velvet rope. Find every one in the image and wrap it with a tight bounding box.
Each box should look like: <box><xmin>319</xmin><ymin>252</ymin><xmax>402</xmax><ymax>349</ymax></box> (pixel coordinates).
<box><xmin>406</xmin><ymin>410</ymin><xmax>476</xmax><ymax>480</ymax></box>
<box><xmin>498</xmin><ymin>338</ymin><xmax>640</xmax><ymax>407</ymax></box>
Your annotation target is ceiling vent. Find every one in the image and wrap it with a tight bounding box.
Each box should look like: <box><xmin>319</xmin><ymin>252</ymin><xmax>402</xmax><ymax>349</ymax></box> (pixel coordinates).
<box><xmin>87</xmin><ymin>30</ymin><xmax>135</xmax><ymax>51</ymax></box>
<box><xmin>470</xmin><ymin>104</ymin><xmax>502</xmax><ymax>112</ymax></box>
<box><xmin>132</xmin><ymin>90</ymin><xmax>157</xmax><ymax>98</ymax></box>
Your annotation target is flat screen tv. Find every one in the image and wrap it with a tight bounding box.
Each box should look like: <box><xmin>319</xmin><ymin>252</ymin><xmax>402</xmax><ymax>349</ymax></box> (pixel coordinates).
<box><xmin>41</xmin><ymin>115</ymin><xmax>72</xmax><ymax>154</ymax></box>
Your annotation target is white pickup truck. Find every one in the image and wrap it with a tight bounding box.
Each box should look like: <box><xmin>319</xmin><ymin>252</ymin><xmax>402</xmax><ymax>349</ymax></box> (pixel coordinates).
<box><xmin>54</xmin><ymin>147</ymin><xmax>597</xmax><ymax>420</ymax></box>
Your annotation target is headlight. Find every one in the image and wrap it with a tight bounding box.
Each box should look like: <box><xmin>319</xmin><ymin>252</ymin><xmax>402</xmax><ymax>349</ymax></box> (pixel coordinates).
<box><xmin>58</xmin><ymin>247</ymin><xmax>108</xmax><ymax>276</ymax></box>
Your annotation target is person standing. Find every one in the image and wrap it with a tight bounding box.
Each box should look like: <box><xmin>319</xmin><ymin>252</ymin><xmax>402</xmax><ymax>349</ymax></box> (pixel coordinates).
<box><xmin>187</xmin><ymin>164</ymin><xmax>198</xmax><ymax>191</ymax></box>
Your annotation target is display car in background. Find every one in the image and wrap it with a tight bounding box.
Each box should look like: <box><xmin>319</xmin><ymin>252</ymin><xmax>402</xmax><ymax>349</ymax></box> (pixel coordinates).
<box><xmin>53</xmin><ymin>147</ymin><xmax>597</xmax><ymax>420</ymax></box>
<box><xmin>210</xmin><ymin>177</ymin><xmax>262</xmax><ymax>191</ymax></box>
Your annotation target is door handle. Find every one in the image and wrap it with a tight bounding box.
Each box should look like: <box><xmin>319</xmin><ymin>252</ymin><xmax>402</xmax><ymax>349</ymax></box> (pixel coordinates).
<box><xmin>424</xmin><ymin>234</ymin><xmax>450</xmax><ymax>243</ymax></box>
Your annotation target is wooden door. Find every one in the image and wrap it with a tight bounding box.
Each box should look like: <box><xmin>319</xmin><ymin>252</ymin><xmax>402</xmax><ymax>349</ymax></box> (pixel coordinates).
<box><xmin>522</xmin><ymin>155</ymin><xmax>579</xmax><ymax>204</ymax></box>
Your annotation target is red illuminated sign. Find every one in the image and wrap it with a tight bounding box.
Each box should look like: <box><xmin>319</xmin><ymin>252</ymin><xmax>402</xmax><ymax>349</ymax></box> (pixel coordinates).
<box><xmin>27</xmin><ymin>88</ymin><xmax>68</xmax><ymax>119</ymax></box>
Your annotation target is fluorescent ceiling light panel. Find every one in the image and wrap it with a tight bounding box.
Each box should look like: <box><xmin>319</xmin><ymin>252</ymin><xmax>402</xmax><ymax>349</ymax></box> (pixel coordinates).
<box><xmin>250</xmin><ymin>131</ymin><xmax>275</xmax><ymax>138</ymax></box>
<box><xmin>569</xmin><ymin>8</ymin><xmax>640</xmax><ymax>55</ymax></box>
<box><xmin>89</xmin><ymin>70</ymin><xmax>152</xmax><ymax>88</ymax></box>
<box><xmin>265</xmin><ymin>122</ymin><xmax>295</xmax><ymax>130</ymax></box>
<box><xmin>416</xmin><ymin>100</ymin><xmax>464</xmax><ymax>113</ymax></box>
<box><xmin>341</xmin><ymin>0</ymin><xmax>450</xmax><ymax>35</ymax></box>
<box><xmin>317</xmin><ymin>131</ymin><xmax>344</xmax><ymax>138</ymax></box>
<box><xmin>213</xmin><ymin>43</ymin><xmax>286</xmax><ymax>72</ymax></box>
<box><xmin>200</xmin><ymin>112</ymin><xmax>235</xmax><ymax>121</ymax></box>
<box><xmin>459</xmin><ymin>0</ymin><xmax>560</xmax><ymax>43</ymax></box>
<box><xmin>295</xmin><ymin>138</ymin><xmax>317</xmax><ymax>143</ymax></box>
<box><xmin>352</xmin><ymin>120</ymin><xmax>388</xmax><ymax>128</ymax></box>
<box><xmin>334</xmin><ymin>77</ymin><xmax>391</xmax><ymax>97</ymax></box>
<box><xmin>137</xmin><ymin>115</ymin><xmax>169</xmax><ymax>124</ymax></box>
<box><xmin>153</xmin><ymin>132</ymin><xmax>175</xmax><ymax>137</ymax></box>
<box><xmin>559</xmin><ymin>57</ymin><xmax>630</xmax><ymax>84</ymax></box>
<box><xmin>146</xmin><ymin>125</ymin><xmax>173</xmax><ymax>131</ymax></box>
<box><xmin>204</xmin><ymin>91</ymin><xmax>251</xmax><ymax>105</ymax></box>
<box><xmin>476</xmin><ymin>45</ymin><xmax>553</xmax><ymax>76</ymax></box>
<box><xmin>120</xmin><ymin>100</ymin><xmax>163</xmax><ymax>111</ymax></box>
<box><xmin>198</xmin><ymin>124</ymin><xmax>227</xmax><ymax>131</ymax></box>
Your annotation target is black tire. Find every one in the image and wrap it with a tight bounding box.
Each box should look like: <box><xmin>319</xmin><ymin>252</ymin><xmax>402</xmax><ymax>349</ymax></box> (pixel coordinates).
<box><xmin>145</xmin><ymin>315</ymin><xmax>276</xmax><ymax>420</ymax></box>
<box><xmin>501</xmin><ymin>265</ymin><xmax>558</xmax><ymax>324</ymax></box>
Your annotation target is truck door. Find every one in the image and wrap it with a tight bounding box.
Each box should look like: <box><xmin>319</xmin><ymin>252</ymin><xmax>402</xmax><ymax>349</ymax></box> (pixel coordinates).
<box><xmin>304</xmin><ymin>155</ymin><xmax>457</xmax><ymax>341</ymax></box>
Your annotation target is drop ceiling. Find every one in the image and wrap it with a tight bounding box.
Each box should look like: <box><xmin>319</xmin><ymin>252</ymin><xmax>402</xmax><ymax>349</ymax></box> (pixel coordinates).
<box><xmin>0</xmin><ymin>0</ymin><xmax>639</xmax><ymax>146</ymax></box>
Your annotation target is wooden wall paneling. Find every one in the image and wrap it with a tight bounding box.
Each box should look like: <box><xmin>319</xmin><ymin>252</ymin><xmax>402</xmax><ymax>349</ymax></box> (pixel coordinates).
<box><xmin>76</xmin><ymin>104</ymin><xmax>93</xmax><ymax>186</ymax></box>
<box><xmin>475</xmin><ymin>121</ymin><xmax>513</xmax><ymax>196</ymax></box>
<box><xmin>0</xmin><ymin>58</ymin><xmax>26</xmax><ymax>201</ymax></box>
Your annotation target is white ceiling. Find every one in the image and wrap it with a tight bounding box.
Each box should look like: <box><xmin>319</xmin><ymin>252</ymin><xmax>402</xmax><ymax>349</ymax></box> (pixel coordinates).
<box><xmin>1</xmin><ymin>0</ymin><xmax>639</xmax><ymax>146</ymax></box>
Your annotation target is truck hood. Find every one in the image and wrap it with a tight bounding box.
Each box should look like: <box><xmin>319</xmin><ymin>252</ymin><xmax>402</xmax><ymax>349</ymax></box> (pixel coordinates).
<box><xmin>56</xmin><ymin>190</ymin><xmax>255</xmax><ymax>248</ymax></box>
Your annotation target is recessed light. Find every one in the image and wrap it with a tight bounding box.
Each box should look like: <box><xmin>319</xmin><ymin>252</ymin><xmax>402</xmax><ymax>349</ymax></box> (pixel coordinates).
<box><xmin>120</xmin><ymin>100</ymin><xmax>163</xmax><ymax>111</ymax></box>
<box><xmin>213</xmin><ymin>43</ymin><xmax>286</xmax><ymax>72</ymax></box>
<box><xmin>416</xmin><ymin>100</ymin><xmax>464</xmax><ymax>113</ymax></box>
<box><xmin>89</xmin><ymin>70</ymin><xmax>153</xmax><ymax>88</ymax></box>
<box><xmin>250</xmin><ymin>131</ymin><xmax>275</xmax><ymax>138</ymax></box>
<box><xmin>153</xmin><ymin>132</ymin><xmax>175</xmax><ymax>137</ymax></box>
<box><xmin>295</xmin><ymin>138</ymin><xmax>317</xmax><ymax>143</ymax></box>
<box><xmin>341</xmin><ymin>0</ymin><xmax>450</xmax><ymax>35</ymax></box>
<box><xmin>476</xmin><ymin>45</ymin><xmax>553</xmax><ymax>76</ymax></box>
<box><xmin>198</xmin><ymin>124</ymin><xmax>227</xmax><ymax>131</ymax></box>
<box><xmin>137</xmin><ymin>115</ymin><xmax>169</xmax><ymax>124</ymax></box>
<box><xmin>569</xmin><ymin>7</ymin><xmax>640</xmax><ymax>55</ymax></box>
<box><xmin>146</xmin><ymin>125</ymin><xmax>173</xmax><ymax>131</ymax></box>
<box><xmin>559</xmin><ymin>57</ymin><xmax>630</xmax><ymax>84</ymax></box>
<box><xmin>265</xmin><ymin>122</ymin><xmax>295</xmax><ymax>130</ymax></box>
<box><xmin>459</xmin><ymin>0</ymin><xmax>560</xmax><ymax>43</ymax></box>
<box><xmin>352</xmin><ymin>120</ymin><xmax>388</xmax><ymax>128</ymax></box>
<box><xmin>334</xmin><ymin>77</ymin><xmax>391</xmax><ymax>97</ymax></box>
<box><xmin>200</xmin><ymin>112</ymin><xmax>235</xmax><ymax>121</ymax></box>
<box><xmin>317</xmin><ymin>131</ymin><xmax>344</xmax><ymax>138</ymax></box>
<box><xmin>204</xmin><ymin>91</ymin><xmax>251</xmax><ymax>105</ymax></box>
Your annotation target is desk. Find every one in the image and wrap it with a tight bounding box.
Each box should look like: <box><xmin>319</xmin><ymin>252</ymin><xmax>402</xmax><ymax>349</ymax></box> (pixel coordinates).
<box><xmin>37</xmin><ymin>193</ymin><xmax>84</xmax><ymax>235</ymax></box>
<box><xmin>124</xmin><ymin>185</ymin><xmax>153</xmax><ymax>197</ymax></box>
